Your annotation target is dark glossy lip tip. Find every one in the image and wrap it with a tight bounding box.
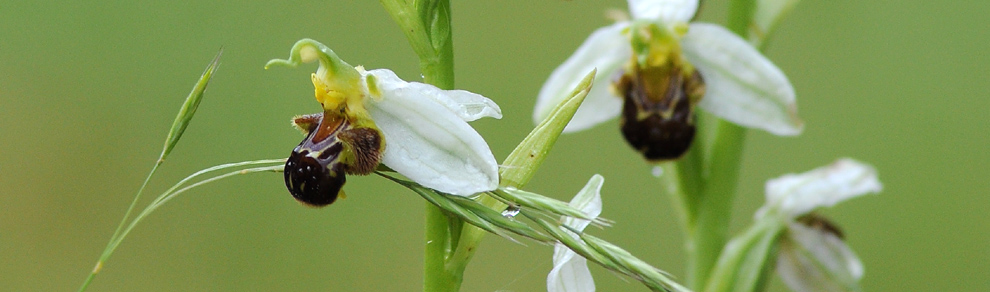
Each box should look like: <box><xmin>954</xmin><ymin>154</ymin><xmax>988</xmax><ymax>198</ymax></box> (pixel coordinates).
<box><xmin>617</xmin><ymin>66</ymin><xmax>703</xmax><ymax>162</ymax></box>
<box><xmin>282</xmin><ymin>110</ymin><xmax>384</xmax><ymax>207</ymax></box>
<box><xmin>284</xmin><ymin>144</ymin><xmax>344</xmax><ymax>207</ymax></box>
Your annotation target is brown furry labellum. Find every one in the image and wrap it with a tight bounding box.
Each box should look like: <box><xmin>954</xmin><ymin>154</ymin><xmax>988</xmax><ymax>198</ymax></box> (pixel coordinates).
<box><xmin>615</xmin><ymin>65</ymin><xmax>705</xmax><ymax>161</ymax></box>
<box><xmin>284</xmin><ymin>113</ymin><xmax>383</xmax><ymax>207</ymax></box>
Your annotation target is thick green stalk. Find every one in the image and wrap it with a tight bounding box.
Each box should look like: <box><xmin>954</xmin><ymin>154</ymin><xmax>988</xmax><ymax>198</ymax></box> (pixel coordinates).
<box><xmin>683</xmin><ymin>117</ymin><xmax>747</xmax><ymax>289</ymax></box>
<box><xmin>418</xmin><ymin>3</ymin><xmax>453</xmax><ymax>91</ymax></box>
<box><xmin>424</xmin><ymin>205</ymin><xmax>462</xmax><ymax>292</ymax></box>
<box><xmin>420</xmin><ymin>37</ymin><xmax>460</xmax><ymax>292</ymax></box>
<box><xmin>420</xmin><ymin>43</ymin><xmax>460</xmax><ymax>292</ymax></box>
<box><xmin>727</xmin><ymin>0</ymin><xmax>757</xmax><ymax>37</ymax></box>
<box><xmin>379</xmin><ymin>0</ymin><xmax>461</xmax><ymax>290</ymax></box>
<box><xmin>678</xmin><ymin>0</ymin><xmax>755</xmax><ymax>289</ymax></box>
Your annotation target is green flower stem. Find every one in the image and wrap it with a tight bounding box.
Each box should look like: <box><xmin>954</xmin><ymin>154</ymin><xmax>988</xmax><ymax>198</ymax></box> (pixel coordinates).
<box><xmin>378</xmin><ymin>0</ymin><xmax>462</xmax><ymax>291</ymax></box>
<box><xmin>728</xmin><ymin>0</ymin><xmax>758</xmax><ymax>38</ymax></box>
<box><xmin>659</xmin><ymin>150</ymin><xmax>702</xmax><ymax>230</ymax></box>
<box><xmin>674</xmin><ymin>0</ymin><xmax>756</xmax><ymax>289</ymax></box>
<box><xmin>424</xmin><ymin>205</ymin><xmax>463</xmax><ymax>292</ymax></box>
<box><xmin>419</xmin><ymin>41</ymin><xmax>461</xmax><ymax>292</ymax></box>
<box><xmin>682</xmin><ymin>117</ymin><xmax>748</xmax><ymax>289</ymax></box>
<box><xmin>379</xmin><ymin>0</ymin><xmax>454</xmax><ymax>90</ymax></box>
<box><xmin>418</xmin><ymin>30</ymin><xmax>460</xmax><ymax>292</ymax></box>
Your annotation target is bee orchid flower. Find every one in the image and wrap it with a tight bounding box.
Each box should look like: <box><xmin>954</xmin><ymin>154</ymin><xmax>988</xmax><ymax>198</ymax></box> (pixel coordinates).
<box><xmin>707</xmin><ymin>159</ymin><xmax>880</xmax><ymax>292</ymax></box>
<box><xmin>534</xmin><ymin>0</ymin><xmax>803</xmax><ymax>160</ymax></box>
<box><xmin>267</xmin><ymin>39</ymin><xmax>502</xmax><ymax>206</ymax></box>
<box><xmin>758</xmin><ymin>158</ymin><xmax>881</xmax><ymax>292</ymax></box>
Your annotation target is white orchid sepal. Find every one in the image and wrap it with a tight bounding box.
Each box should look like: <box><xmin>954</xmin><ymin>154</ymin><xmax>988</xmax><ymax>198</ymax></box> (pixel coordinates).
<box><xmin>627</xmin><ymin>0</ymin><xmax>699</xmax><ymax>22</ymax></box>
<box><xmin>267</xmin><ymin>39</ymin><xmax>501</xmax><ymax>198</ymax></box>
<box><xmin>360</xmin><ymin>68</ymin><xmax>501</xmax><ymax>196</ymax></box>
<box><xmin>777</xmin><ymin>220</ymin><xmax>865</xmax><ymax>292</ymax></box>
<box><xmin>548</xmin><ymin>175</ymin><xmax>604</xmax><ymax>292</ymax></box>
<box><xmin>756</xmin><ymin>158</ymin><xmax>883</xmax><ymax>220</ymax></box>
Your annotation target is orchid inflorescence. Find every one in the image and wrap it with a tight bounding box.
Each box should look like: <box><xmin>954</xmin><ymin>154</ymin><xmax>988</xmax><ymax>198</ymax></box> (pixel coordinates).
<box><xmin>84</xmin><ymin>1</ymin><xmax>882</xmax><ymax>292</ymax></box>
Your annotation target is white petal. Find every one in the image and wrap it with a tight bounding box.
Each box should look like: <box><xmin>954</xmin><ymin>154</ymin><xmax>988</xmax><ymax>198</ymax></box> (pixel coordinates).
<box><xmin>535</xmin><ymin>22</ymin><xmax>630</xmax><ymax>132</ymax></box>
<box><xmin>627</xmin><ymin>0</ymin><xmax>699</xmax><ymax>23</ymax></box>
<box><xmin>562</xmin><ymin>174</ymin><xmax>605</xmax><ymax>232</ymax></box>
<box><xmin>364</xmin><ymin>72</ymin><xmax>499</xmax><ymax>196</ymax></box>
<box><xmin>761</xmin><ymin>158</ymin><xmax>882</xmax><ymax>219</ymax></box>
<box><xmin>547</xmin><ymin>175</ymin><xmax>604</xmax><ymax>292</ymax></box>
<box><xmin>366</xmin><ymin>69</ymin><xmax>502</xmax><ymax>121</ymax></box>
<box><xmin>548</xmin><ymin>242</ymin><xmax>596</xmax><ymax>292</ymax></box>
<box><xmin>681</xmin><ymin>23</ymin><xmax>804</xmax><ymax>136</ymax></box>
<box><xmin>777</xmin><ymin>222</ymin><xmax>864</xmax><ymax>292</ymax></box>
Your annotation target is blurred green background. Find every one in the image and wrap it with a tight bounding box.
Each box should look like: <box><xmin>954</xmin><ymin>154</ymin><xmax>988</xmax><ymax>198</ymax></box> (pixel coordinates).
<box><xmin>2</xmin><ymin>1</ymin><xmax>987</xmax><ymax>291</ymax></box>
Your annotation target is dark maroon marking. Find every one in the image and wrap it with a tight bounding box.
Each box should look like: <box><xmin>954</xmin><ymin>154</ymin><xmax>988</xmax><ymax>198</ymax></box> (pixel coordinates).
<box><xmin>282</xmin><ymin>111</ymin><xmax>384</xmax><ymax>206</ymax></box>
<box><xmin>283</xmin><ymin>113</ymin><xmax>347</xmax><ymax>207</ymax></box>
<box><xmin>616</xmin><ymin>66</ymin><xmax>704</xmax><ymax>161</ymax></box>
<box><xmin>284</xmin><ymin>150</ymin><xmax>345</xmax><ymax>206</ymax></box>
